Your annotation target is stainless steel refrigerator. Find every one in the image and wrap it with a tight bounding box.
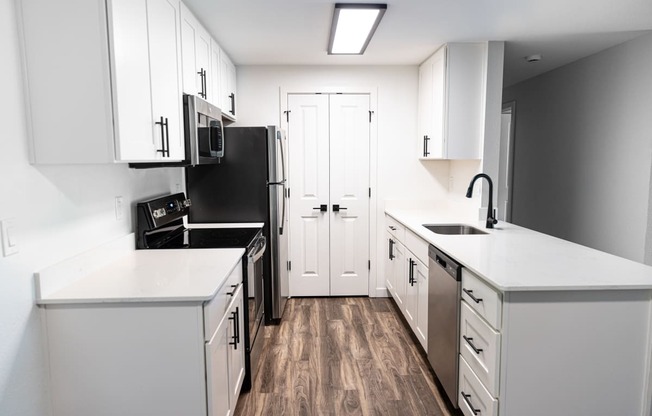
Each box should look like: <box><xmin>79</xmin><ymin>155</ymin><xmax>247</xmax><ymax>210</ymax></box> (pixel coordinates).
<box><xmin>185</xmin><ymin>126</ymin><xmax>289</xmax><ymax>324</ymax></box>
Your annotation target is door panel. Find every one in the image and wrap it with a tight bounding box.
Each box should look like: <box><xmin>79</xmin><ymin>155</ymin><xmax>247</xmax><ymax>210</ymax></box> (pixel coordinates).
<box><xmin>288</xmin><ymin>94</ymin><xmax>330</xmax><ymax>296</ymax></box>
<box><xmin>329</xmin><ymin>94</ymin><xmax>370</xmax><ymax>296</ymax></box>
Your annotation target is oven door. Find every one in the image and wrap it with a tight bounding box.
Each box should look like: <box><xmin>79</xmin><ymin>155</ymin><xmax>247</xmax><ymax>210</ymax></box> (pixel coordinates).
<box><xmin>247</xmin><ymin>235</ymin><xmax>266</xmax><ymax>347</ymax></box>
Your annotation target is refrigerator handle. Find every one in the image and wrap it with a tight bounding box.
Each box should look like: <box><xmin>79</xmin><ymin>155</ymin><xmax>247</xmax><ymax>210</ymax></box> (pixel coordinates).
<box><xmin>280</xmin><ymin>183</ymin><xmax>286</xmax><ymax>235</ymax></box>
<box><xmin>278</xmin><ymin>130</ymin><xmax>287</xmax><ymax>183</ymax></box>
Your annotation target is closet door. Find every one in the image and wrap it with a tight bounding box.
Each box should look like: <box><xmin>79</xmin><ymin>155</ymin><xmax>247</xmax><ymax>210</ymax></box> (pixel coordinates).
<box><xmin>288</xmin><ymin>94</ymin><xmax>331</xmax><ymax>296</ymax></box>
<box><xmin>329</xmin><ymin>94</ymin><xmax>370</xmax><ymax>296</ymax></box>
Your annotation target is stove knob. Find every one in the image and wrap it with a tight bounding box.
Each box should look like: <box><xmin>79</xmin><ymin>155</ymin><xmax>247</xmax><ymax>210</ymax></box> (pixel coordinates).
<box><xmin>182</xmin><ymin>199</ymin><xmax>192</xmax><ymax>208</ymax></box>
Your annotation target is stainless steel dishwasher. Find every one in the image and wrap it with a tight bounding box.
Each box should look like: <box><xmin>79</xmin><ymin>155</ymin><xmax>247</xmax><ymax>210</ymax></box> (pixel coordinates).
<box><xmin>427</xmin><ymin>244</ymin><xmax>462</xmax><ymax>408</ymax></box>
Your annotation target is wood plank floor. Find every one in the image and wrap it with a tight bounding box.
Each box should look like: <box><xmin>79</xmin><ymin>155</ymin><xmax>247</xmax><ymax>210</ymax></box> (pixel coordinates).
<box><xmin>235</xmin><ymin>297</ymin><xmax>462</xmax><ymax>416</ymax></box>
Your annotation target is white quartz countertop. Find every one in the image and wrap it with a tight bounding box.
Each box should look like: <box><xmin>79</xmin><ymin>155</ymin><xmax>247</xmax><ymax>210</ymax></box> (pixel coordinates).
<box><xmin>385</xmin><ymin>207</ymin><xmax>652</xmax><ymax>291</ymax></box>
<box><xmin>37</xmin><ymin>248</ymin><xmax>245</xmax><ymax>304</ymax></box>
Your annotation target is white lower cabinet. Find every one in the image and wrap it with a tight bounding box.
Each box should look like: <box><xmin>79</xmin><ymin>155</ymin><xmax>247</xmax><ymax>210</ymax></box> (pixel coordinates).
<box><xmin>41</xmin><ymin>260</ymin><xmax>245</xmax><ymax>416</ymax></box>
<box><xmin>385</xmin><ymin>215</ymin><xmax>429</xmax><ymax>351</ymax></box>
<box><xmin>206</xmin><ymin>284</ymin><xmax>245</xmax><ymax>416</ymax></box>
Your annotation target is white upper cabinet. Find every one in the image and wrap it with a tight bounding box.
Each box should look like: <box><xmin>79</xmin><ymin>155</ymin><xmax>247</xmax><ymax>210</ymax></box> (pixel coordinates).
<box><xmin>180</xmin><ymin>3</ymin><xmax>212</xmax><ymax>101</ymax></box>
<box><xmin>220</xmin><ymin>51</ymin><xmax>237</xmax><ymax>121</ymax></box>
<box><xmin>19</xmin><ymin>0</ymin><xmax>184</xmax><ymax>163</ymax></box>
<box><xmin>418</xmin><ymin>43</ymin><xmax>486</xmax><ymax>160</ymax></box>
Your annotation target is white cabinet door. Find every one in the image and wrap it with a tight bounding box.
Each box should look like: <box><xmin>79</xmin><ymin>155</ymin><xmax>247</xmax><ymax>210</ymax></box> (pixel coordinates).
<box><xmin>415</xmin><ymin>258</ymin><xmax>428</xmax><ymax>349</ymax></box>
<box><xmin>288</xmin><ymin>94</ymin><xmax>331</xmax><ymax>296</ymax></box>
<box><xmin>109</xmin><ymin>0</ymin><xmax>156</xmax><ymax>161</ymax></box>
<box><xmin>147</xmin><ymin>0</ymin><xmax>184</xmax><ymax>160</ymax></box>
<box><xmin>180</xmin><ymin>3</ymin><xmax>211</xmax><ymax>101</ymax></box>
<box><xmin>385</xmin><ymin>233</ymin><xmax>396</xmax><ymax>295</ymax></box>
<box><xmin>227</xmin><ymin>287</ymin><xmax>245</xmax><ymax>414</ymax></box>
<box><xmin>205</xmin><ymin>311</ymin><xmax>231</xmax><ymax>416</ymax></box>
<box><xmin>392</xmin><ymin>241</ymin><xmax>406</xmax><ymax>308</ymax></box>
<box><xmin>220</xmin><ymin>52</ymin><xmax>237</xmax><ymax>119</ymax></box>
<box><xmin>329</xmin><ymin>94</ymin><xmax>370</xmax><ymax>296</ymax></box>
<box><xmin>209</xmin><ymin>40</ymin><xmax>222</xmax><ymax>107</ymax></box>
<box><xmin>404</xmin><ymin>255</ymin><xmax>418</xmax><ymax>330</ymax></box>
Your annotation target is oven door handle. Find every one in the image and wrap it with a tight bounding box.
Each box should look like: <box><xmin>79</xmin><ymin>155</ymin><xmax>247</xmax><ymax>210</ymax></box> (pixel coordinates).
<box><xmin>248</xmin><ymin>236</ymin><xmax>267</xmax><ymax>264</ymax></box>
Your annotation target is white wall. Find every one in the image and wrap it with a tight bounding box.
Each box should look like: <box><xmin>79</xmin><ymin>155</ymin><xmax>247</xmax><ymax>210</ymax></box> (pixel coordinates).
<box><xmin>503</xmin><ymin>33</ymin><xmax>652</xmax><ymax>263</ymax></box>
<box><xmin>0</xmin><ymin>1</ymin><xmax>183</xmax><ymax>414</ymax></box>
<box><xmin>235</xmin><ymin>66</ymin><xmax>480</xmax><ymax>294</ymax></box>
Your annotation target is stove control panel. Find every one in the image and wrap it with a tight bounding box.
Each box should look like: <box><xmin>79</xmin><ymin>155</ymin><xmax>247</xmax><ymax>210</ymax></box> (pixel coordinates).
<box><xmin>136</xmin><ymin>193</ymin><xmax>191</xmax><ymax>230</ymax></box>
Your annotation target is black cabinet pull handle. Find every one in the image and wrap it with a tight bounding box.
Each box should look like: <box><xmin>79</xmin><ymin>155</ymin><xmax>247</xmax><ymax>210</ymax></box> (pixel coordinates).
<box><xmin>163</xmin><ymin>117</ymin><xmax>169</xmax><ymax>157</ymax></box>
<box><xmin>388</xmin><ymin>239</ymin><xmax>395</xmax><ymax>260</ymax></box>
<box><xmin>228</xmin><ymin>311</ymin><xmax>237</xmax><ymax>348</ymax></box>
<box><xmin>423</xmin><ymin>135</ymin><xmax>430</xmax><ymax>157</ymax></box>
<box><xmin>229</xmin><ymin>93</ymin><xmax>235</xmax><ymax>115</ymax></box>
<box><xmin>226</xmin><ymin>284</ymin><xmax>238</xmax><ymax>296</ymax></box>
<box><xmin>461</xmin><ymin>392</ymin><xmax>481</xmax><ymax>415</ymax></box>
<box><xmin>389</xmin><ymin>225</ymin><xmax>396</xmax><ymax>231</ymax></box>
<box><xmin>155</xmin><ymin>116</ymin><xmax>168</xmax><ymax>157</ymax></box>
<box><xmin>312</xmin><ymin>204</ymin><xmax>327</xmax><ymax>212</ymax></box>
<box><xmin>463</xmin><ymin>336</ymin><xmax>483</xmax><ymax>354</ymax></box>
<box><xmin>333</xmin><ymin>204</ymin><xmax>347</xmax><ymax>212</ymax></box>
<box><xmin>463</xmin><ymin>288</ymin><xmax>483</xmax><ymax>303</ymax></box>
<box><xmin>203</xmin><ymin>69</ymin><xmax>207</xmax><ymax>99</ymax></box>
<box><xmin>197</xmin><ymin>69</ymin><xmax>206</xmax><ymax>98</ymax></box>
<box><xmin>409</xmin><ymin>259</ymin><xmax>416</xmax><ymax>286</ymax></box>
<box><xmin>234</xmin><ymin>306</ymin><xmax>240</xmax><ymax>346</ymax></box>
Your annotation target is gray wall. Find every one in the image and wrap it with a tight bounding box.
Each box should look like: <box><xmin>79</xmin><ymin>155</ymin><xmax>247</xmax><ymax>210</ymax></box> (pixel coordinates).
<box><xmin>503</xmin><ymin>33</ymin><xmax>652</xmax><ymax>263</ymax></box>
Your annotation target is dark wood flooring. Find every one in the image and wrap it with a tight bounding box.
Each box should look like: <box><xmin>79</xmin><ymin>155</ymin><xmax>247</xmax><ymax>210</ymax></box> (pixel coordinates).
<box><xmin>235</xmin><ymin>297</ymin><xmax>461</xmax><ymax>416</ymax></box>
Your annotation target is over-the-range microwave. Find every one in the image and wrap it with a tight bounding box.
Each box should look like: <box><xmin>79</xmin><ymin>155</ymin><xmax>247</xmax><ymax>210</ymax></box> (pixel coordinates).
<box><xmin>130</xmin><ymin>94</ymin><xmax>224</xmax><ymax>168</ymax></box>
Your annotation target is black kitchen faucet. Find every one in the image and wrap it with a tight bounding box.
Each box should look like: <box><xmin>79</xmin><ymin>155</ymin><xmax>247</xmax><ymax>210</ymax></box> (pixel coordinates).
<box><xmin>466</xmin><ymin>173</ymin><xmax>498</xmax><ymax>229</ymax></box>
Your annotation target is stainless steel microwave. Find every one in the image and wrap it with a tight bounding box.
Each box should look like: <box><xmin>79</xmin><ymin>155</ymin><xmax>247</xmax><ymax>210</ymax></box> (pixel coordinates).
<box><xmin>183</xmin><ymin>94</ymin><xmax>224</xmax><ymax>165</ymax></box>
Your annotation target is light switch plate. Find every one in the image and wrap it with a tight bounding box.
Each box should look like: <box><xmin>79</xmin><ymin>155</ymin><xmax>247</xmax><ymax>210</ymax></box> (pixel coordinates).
<box><xmin>1</xmin><ymin>218</ymin><xmax>19</xmax><ymax>257</ymax></box>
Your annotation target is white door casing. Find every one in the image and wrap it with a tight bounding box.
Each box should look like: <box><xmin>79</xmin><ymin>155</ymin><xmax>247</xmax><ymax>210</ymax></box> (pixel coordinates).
<box><xmin>329</xmin><ymin>94</ymin><xmax>370</xmax><ymax>296</ymax></box>
<box><xmin>288</xmin><ymin>94</ymin><xmax>331</xmax><ymax>296</ymax></box>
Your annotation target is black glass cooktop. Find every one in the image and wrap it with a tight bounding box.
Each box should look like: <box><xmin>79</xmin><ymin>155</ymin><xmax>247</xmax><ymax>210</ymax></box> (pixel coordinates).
<box><xmin>155</xmin><ymin>227</ymin><xmax>261</xmax><ymax>249</ymax></box>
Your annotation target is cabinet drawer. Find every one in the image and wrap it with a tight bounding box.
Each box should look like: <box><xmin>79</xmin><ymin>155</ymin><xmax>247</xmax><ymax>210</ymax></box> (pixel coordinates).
<box><xmin>460</xmin><ymin>301</ymin><xmax>500</xmax><ymax>397</ymax></box>
<box><xmin>204</xmin><ymin>262</ymin><xmax>243</xmax><ymax>340</ymax></box>
<box><xmin>459</xmin><ymin>355</ymin><xmax>498</xmax><ymax>416</ymax></box>
<box><xmin>404</xmin><ymin>229</ymin><xmax>428</xmax><ymax>264</ymax></box>
<box><xmin>386</xmin><ymin>215</ymin><xmax>405</xmax><ymax>240</ymax></box>
<box><xmin>461</xmin><ymin>269</ymin><xmax>502</xmax><ymax>330</ymax></box>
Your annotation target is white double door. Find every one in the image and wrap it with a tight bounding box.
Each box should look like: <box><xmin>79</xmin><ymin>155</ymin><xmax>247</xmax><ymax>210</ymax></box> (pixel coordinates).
<box><xmin>288</xmin><ymin>93</ymin><xmax>371</xmax><ymax>297</ymax></box>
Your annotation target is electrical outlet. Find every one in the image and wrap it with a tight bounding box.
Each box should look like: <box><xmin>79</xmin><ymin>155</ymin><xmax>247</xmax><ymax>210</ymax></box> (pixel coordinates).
<box><xmin>1</xmin><ymin>218</ymin><xmax>19</xmax><ymax>257</ymax></box>
<box><xmin>175</xmin><ymin>183</ymin><xmax>182</xmax><ymax>192</ymax></box>
<box><xmin>115</xmin><ymin>196</ymin><xmax>124</xmax><ymax>221</ymax></box>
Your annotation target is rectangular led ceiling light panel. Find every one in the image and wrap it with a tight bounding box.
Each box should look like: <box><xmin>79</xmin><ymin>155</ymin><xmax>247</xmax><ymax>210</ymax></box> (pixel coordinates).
<box><xmin>328</xmin><ymin>3</ymin><xmax>387</xmax><ymax>55</ymax></box>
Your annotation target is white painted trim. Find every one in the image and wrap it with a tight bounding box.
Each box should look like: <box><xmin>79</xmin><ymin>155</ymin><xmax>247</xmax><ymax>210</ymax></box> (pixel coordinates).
<box><xmin>280</xmin><ymin>85</ymin><xmax>379</xmax><ymax>297</ymax></box>
<box><xmin>642</xmin><ymin>293</ymin><xmax>652</xmax><ymax>416</ymax></box>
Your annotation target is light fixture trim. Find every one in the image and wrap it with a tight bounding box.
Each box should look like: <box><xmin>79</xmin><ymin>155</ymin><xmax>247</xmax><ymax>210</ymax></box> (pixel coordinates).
<box><xmin>328</xmin><ymin>3</ymin><xmax>387</xmax><ymax>55</ymax></box>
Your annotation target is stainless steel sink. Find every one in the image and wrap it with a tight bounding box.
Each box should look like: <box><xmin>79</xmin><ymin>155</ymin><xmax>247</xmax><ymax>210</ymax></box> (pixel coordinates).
<box><xmin>423</xmin><ymin>224</ymin><xmax>488</xmax><ymax>235</ymax></box>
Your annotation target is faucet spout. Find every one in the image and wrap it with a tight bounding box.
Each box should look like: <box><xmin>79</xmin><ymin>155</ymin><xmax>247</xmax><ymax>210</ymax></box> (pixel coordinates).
<box><xmin>466</xmin><ymin>173</ymin><xmax>498</xmax><ymax>229</ymax></box>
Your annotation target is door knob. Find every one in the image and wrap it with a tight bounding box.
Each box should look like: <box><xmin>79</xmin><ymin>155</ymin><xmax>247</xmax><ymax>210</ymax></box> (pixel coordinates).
<box><xmin>312</xmin><ymin>204</ymin><xmax>327</xmax><ymax>212</ymax></box>
<box><xmin>333</xmin><ymin>204</ymin><xmax>347</xmax><ymax>212</ymax></box>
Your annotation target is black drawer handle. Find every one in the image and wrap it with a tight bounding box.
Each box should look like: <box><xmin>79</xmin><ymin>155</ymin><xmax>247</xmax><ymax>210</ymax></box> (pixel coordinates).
<box><xmin>389</xmin><ymin>225</ymin><xmax>396</xmax><ymax>230</ymax></box>
<box><xmin>461</xmin><ymin>392</ymin><xmax>481</xmax><ymax>415</ymax></box>
<box><xmin>463</xmin><ymin>335</ymin><xmax>483</xmax><ymax>354</ymax></box>
<box><xmin>228</xmin><ymin>310</ymin><xmax>237</xmax><ymax>349</ymax></box>
<box><xmin>388</xmin><ymin>238</ymin><xmax>395</xmax><ymax>260</ymax></box>
<box><xmin>463</xmin><ymin>288</ymin><xmax>483</xmax><ymax>304</ymax></box>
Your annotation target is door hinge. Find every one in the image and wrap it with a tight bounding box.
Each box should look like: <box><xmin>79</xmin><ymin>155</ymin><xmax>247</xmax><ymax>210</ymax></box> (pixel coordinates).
<box><xmin>369</xmin><ymin>187</ymin><xmax>371</xmax><ymax>198</ymax></box>
<box><xmin>369</xmin><ymin>110</ymin><xmax>374</xmax><ymax>123</ymax></box>
<box><xmin>288</xmin><ymin>260</ymin><xmax>291</xmax><ymax>271</ymax></box>
<box><xmin>284</xmin><ymin>110</ymin><xmax>291</xmax><ymax>123</ymax></box>
<box><xmin>368</xmin><ymin>260</ymin><xmax>371</xmax><ymax>270</ymax></box>
<box><xmin>287</xmin><ymin>188</ymin><xmax>290</xmax><ymax>198</ymax></box>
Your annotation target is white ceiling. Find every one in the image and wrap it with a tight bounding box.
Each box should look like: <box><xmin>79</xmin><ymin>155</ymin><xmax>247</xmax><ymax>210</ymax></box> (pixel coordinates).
<box><xmin>183</xmin><ymin>0</ymin><xmax>652</xmax><ymax>86</ymax></box>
